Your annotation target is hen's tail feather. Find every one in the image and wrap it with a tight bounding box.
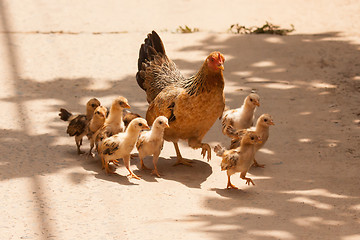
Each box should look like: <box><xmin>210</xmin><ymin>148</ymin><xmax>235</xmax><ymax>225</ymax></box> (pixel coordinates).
<box><xmin>136</xmin><ymin>31</ymin><xmax>166</xmax><ymax>90</ymax></box>
<box><xmin>59</xmin><ymin>108</ymin><xmax>72</xmax><ymax>121</ymax></box>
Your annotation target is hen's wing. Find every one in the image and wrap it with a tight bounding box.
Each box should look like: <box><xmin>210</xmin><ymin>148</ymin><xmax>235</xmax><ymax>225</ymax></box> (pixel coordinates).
<box><xmin>136</xmin><ymin>31</ymin><xmax>185</xmax><ymax>103</ymax></box>
<box><xmin>66</xmin><ymin>115</ymin><xmax>87</xmax><ymax>136</ymax></box>
<box><xmin>145</xmin><ymin>86</ymin><xmax>182</xmax><ymax>125</ymax></box>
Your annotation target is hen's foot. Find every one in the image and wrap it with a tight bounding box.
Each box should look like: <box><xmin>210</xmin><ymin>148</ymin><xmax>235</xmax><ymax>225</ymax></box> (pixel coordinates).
<box><xmin>244</xmin><ymin>177</ymin><xmax>255</xmax><ymax>185</ymax></box>
<box><xmin>201</xmin><ymin>143</ymin><xmax>211</xmax><ymax>161</ymax></box>
<box><xmin>173</xmin><ymin>157</ymin><xmax>193</xmax><ymax>167</ymax></box>
<box><xmin>252</xmin><ymin>159</ymin><xmax>265</xmax><ymax>168</ymax></box>
<box><xmin>77</xmin><ymin>149</ymin><xmax>85</xmax><ymax>155</ymax></box>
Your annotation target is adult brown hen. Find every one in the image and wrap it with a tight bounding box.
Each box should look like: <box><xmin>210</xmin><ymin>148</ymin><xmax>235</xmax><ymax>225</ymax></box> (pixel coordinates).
<box><xmin>136</xmin><ymin>31</ymin><xmax>225</xmax><ymax>165</ymax></box>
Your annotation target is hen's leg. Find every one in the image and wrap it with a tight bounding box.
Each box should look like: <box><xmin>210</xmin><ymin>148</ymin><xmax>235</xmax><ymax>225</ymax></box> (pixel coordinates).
<box><xmin>188</xmin><ymin>138</ymin><xmax>211</xmax><ymax>161</ymax></box>
<box><xmin>240</xmin><ymin>172</ymin><xmax>255</xmax><ymax>185</ymax></box>
<box><xmin>123</xmin><ymin>156</ymin><xmax>141</xmax><ymax>180</ymax></box>
<box><xmin>252</xmin><ymin>158</ymin><xmax>265</xmax><ymax>168</ymax></box>
<box><xmin>173</xmin><ymin>142</ymin><xmax>192</xmax><ymax>166</ymax></box>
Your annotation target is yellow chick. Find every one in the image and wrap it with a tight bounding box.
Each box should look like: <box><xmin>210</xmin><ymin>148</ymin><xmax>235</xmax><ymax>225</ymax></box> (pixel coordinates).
<box><xmin>136</xmin><ymin>116</ymin><xmax>169</xmax><ymax>177</ymax></box>
<box><xmin>100</xmin><ymin>118</ymin><xmax>150</xmax><ymax>179</ymax></box>
<box><xmin>94</xmin><ymin>96</ymin><xmax>130</xmax><ymax>153</ymax></box>
<box><xmin>59</xmin><ymin>98</ymin><xmax>100</xmax><ymax>154</ymax></box>
<box><xmin>222</xmin><ymin>93</ymin><xmax>260</xmax><ymax>139</ymax></box>
<box><xmin>214</xmin><ymin>130</ymin><xmax>262</xmax><ymax>189</ymax></box>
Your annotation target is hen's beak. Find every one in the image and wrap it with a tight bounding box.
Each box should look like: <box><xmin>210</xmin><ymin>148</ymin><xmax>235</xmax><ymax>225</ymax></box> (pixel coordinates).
<box><xmin>218</xmin><ymin>63</ymin><xmax>224</xmax><ymax>71</ymax></box>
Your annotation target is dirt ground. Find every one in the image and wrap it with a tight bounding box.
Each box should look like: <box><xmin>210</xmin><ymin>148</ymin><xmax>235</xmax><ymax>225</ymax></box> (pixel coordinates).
<box><xmin>0</xmin><ymin>1</ymin><xmax>359</xmax><ymax>239</ymax></box>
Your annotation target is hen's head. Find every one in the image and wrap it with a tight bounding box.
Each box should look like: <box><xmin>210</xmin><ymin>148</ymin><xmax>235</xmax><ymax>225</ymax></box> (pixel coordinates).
<box><xmin>86</xmin><ymin>98</ymin><xmax>101</xmax><ymax>112</ymax></box>
<box><xmin>206</xmin><ymin>51</ymin><xmax>225</xmax><ymax>72</ymax></box>
<box><xmin>257</xmin><ymin>114</ymin><xmax>275</xmax><ymax>127</ymax></box>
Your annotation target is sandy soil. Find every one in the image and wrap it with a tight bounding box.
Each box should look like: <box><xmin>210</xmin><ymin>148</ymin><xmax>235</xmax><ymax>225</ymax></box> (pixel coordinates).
<box><xmin>0</xmin><ymin>1</ymin><xmax>359</xmax><ymax>239</ymax></box>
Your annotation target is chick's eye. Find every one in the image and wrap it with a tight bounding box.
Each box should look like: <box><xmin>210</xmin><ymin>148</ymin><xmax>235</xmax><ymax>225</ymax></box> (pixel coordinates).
<box><xmin>138</xmin><ymin>123</ymin><xmax>143</xmax><ymax>126</ymax></box>
<box><xmin>264</xmin><ymin>119</ymin><xmax>268</xmax><ymax>122</ymax></box>
<box><xmin>250</xmin><ymin>98</ymin><xmax>253</xmax><ymax>102</ymax></box>
<box><xmin>159</xmin><ymin>121</ymin><xmax>162</xmax><ymax>124</ymax></box>
<box><xmin>91</xmin><ymin>104</ymin><xmax>96</xmax><ymax>107</ymax></box>
<box><xmin>251</xmin><ymin>137</ymin><xmax>254</xmax><ymax>140</ymax></box>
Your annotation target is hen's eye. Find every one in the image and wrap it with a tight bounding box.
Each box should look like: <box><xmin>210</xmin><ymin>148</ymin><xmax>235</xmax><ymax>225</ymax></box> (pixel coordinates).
<box><xmin>251</xmin><ymin>137</ymin><xmax>254</xmax><ymax>140</ymax></box>
<box><xmin>264</xmin><ymin>119</ymin><xmax>268</xmax><ymax>122</ymax></box>
<box><xmin>139</xmin><ymin>123</ymin><xmax>143</xmax><ymax>126</ymax></box>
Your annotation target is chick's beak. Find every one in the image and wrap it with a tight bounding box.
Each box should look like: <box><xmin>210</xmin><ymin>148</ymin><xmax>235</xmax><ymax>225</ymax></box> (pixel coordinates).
<box><xmin>123</xmin><ymin>102</ymin><xmax>131</xmax><ymax>109</ymax></box>
<box><xmin>143</xmin><ymin>124</ymin><xmax>150</xmax><ymax>130</ymax></box>
<box><xmin>164</xmin><ymin>123</ymin><xmax>170</xmax><ymax>128</ymax></box>
<box><xmin>269</xmin><ymin>120</ymin><xmax>275</xmax><ymax>125</ymax></box>
<box><xmin>255</xmin><ymin>101</ymin><xmax>260</xmax><ymax>107</ymax></box>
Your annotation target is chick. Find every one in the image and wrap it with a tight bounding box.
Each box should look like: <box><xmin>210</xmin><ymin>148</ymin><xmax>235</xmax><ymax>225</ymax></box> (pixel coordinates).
<box><xmin>94</xmin><ymin>96</ymin><xmax>130</xmax><ymax>152</ymax></box>
<box><xmin>229</xmin><ymin>114</ymin><xmax>275</xmax><ymax>167</ymax></box>
<box><xmin>123</xmin><ymin>109</ymin><xmax>142</xmax><ymax>129</ymax></box>
<box><xmin>59</xmin><ymin>98</ymin><xmax>100</xmax><ymax>154</ymax></box>
<box><xmin>136</xmin><ymin>116</ymin><xmax>169</xmax><ymax>177</ymax></box>
<box><xmin>100</xmin><ymin>118</ymin><xmax>150</xmax><ymax>179</ymax></box>
<box><xmin>214</xmin><ymin>130</ymin><xmax>262</xmax><ymax>189</ymax></box>
<box><xmin>86</xmin><ymin>106</ymin><xmax>108</xmax><ymax>156</ymax></box>
<box><xmin>222</xmin><ymin>93</ymin><xmax>260</xmax><ymax>139</ymax></box>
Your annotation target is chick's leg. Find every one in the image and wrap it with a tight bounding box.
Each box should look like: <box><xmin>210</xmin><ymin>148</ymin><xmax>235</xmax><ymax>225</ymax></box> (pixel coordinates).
<box><xmin>188</xmin><ymin>138</ymin><xmax>211</xmax><ymax>161</ymax></box>
<box><xmin>75</xmin><ymin>135</ymin><xmax>85</xmax><ymax>154</ymax></box>
<box><xmin>151</xmin><ymin>151</ymin><xmax>161</xmax><ymax>177</ymax></box>
<box><xmin>139</xmin><ymin>154</ymin><xmax>150</xmax><ymax>170</ymax></box>
<box><xmin>240</xmin><ymin>172</ymin><xmax>255</xmax><ymax>185</ymax></box>
<box><xmin>226</xmin><ymin>171</ymin><xmax>238</xmax><ymax>189</ymax></box>
<box><xmin>123</xmin><ymin>156</ymin><xmax>140</xmax><ymax>180</ymax></box>
<box><xmin>252</xmin><ymin>158</ymin><xmax>265</xmax><ymax>168</ymax></box>
<box><xmin>173</xmin><ymin>142</ymin><xmax>193</xmax><ymax>166</ymax></box>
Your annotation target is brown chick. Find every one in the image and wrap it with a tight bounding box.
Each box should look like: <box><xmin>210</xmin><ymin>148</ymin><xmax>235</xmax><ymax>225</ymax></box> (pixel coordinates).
<box><xmin>136</xmin><ymin>31</ymin><xmax>225</xmax><ymax>166</ymax></box>
<box><xmin>222</xmin><ymin>93</ymin><xmax>260</xmax><ymax>139</ymax></box>
<box><xmin>229</xmin><ymin>113</ymin><xmax>275</xmax><ymax>168</ymax></box>
<box><xmin>86</xmin><ymin>106</ymin><xmax>108</xmax><ymax>156</ymax></box>
<box><xmin>136</xmin><ymin>116</ymin><xmax>169</xmax><ymax>177</ymax></box>
<box><xmin>123</xmin><ymin>109</ymin><xmax>142</xmax><ymax>129</ymax></box>
<box><xmin>100</xmin><ymin>118</ymin><xmax>150</xmax><ymax>179</ymax></box>
<box><xmin>214</xmin><ymin>131</ymin><xmax>262</xmax><ymax>189</ymax></box>
<box><xmin>94</xmin><ymin>96</ymin><xmax>130</xmax><ymax>153</ymax></box>
<box><xmin>59</xmin><ymin>98</ymin><xmax>100</xmax><ymax>154</ymax></box>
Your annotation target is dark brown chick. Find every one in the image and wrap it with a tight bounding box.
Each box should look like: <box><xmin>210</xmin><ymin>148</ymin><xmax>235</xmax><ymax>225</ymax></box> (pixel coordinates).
<box><xmin>136</xmin><ymin>31</ymin><xmax>225</xmax><ymax>166</ymax></box>
<box><xmin>59</xmin><ymin>98</ymin><xmax>100</xmax><ymax>154</ymax></box>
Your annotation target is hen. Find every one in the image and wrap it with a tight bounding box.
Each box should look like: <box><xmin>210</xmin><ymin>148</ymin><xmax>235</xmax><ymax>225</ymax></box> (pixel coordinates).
<box><xmin>136</xmin><ymin>116</ymin><xmax>169</xmax><ymax>177</ymax></box>
<box><xmin>136</xmin><ymin>31</ymin><xmax>225</xmax><ymax>165</ymax></box>
<box><xmin>59</xmin><ymin>98</ymin><xmax>100</xmax><ymax>154</ymax></box>
<box><xmin>100</xmin><ymin>118</ymin><xmax>150</xmax><ymax>179</ymax></box>
<box><xmin>214</xmin><ymin>130</ymin><xmax>262</xmax><ymax>189</ymax></box>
